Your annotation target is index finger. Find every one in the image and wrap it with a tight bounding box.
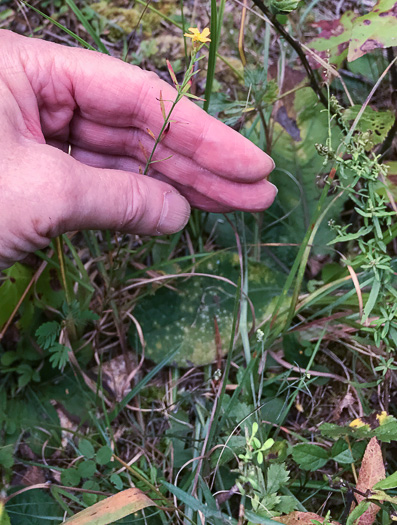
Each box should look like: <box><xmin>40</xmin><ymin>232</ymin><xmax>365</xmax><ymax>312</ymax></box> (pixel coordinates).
<box><xmin>17</xmin><ymin>33</ymin><xmax>275</xmax><ymax>182</ymax></box>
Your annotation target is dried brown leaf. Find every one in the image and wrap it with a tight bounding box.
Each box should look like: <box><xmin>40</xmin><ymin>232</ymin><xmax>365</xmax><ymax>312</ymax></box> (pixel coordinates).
<box><xmin>273</xmin><ymin>511</ymin><xmax>341</xmax><ymax>525</ymax></box>
<box><xmin>354</xmin><ymin>437</ymin><xmax>386</xmax><ymax>525</ymax></box>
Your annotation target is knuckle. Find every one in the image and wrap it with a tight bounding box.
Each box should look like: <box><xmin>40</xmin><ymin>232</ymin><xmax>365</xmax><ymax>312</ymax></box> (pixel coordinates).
<box><xmin>120</xmin><ymin>175</ymin><xmax>148</xmax><ymax>231</ymax></box>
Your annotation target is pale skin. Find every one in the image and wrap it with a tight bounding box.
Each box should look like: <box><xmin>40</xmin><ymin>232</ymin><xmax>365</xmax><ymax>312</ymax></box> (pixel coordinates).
<box><xmin>0</xmin><ymin>30</ymin><xmax>277</xmax><ymax>270</ymax></box>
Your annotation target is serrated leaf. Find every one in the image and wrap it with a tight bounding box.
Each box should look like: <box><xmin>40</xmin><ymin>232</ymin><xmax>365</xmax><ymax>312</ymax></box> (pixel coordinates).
<box><xmin>342</xmin><ymin>106</ymin><xmax>395</xmax><ymax>146</ymax></box>
<box><xmin>62</xmin><ymin>487</ymin><xmax>156</xmax><ymax>524</ymax></box>
<box><xmin>291</xmin><ymin>444</ymin><xmax>329</xmax><ymax>471</ymax></box>
<box><xmin>348</xmin><ymin>0</ymin><xmax>397</xmax><ymax>61</ymax></box>
<box><xmin>353</xmin><ymin>437</ymin><xmax>385</xmax><ymax>525</ymax></box>
<box><xmin>266</xmin><ymin>463</ymin><xmax>290</xmax><ymax>494</ymax></box>
<box><xmin>36</xmin><ymin>321</ymin><xmax>61</xmax><ymax>350</ymax></box>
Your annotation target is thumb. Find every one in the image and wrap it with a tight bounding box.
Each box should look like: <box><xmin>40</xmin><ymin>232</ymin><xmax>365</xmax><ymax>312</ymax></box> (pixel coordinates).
<box><xmin>35</xmin><ymin>145</ymin><xmax>191</xmax><ymax>238</ymax></box>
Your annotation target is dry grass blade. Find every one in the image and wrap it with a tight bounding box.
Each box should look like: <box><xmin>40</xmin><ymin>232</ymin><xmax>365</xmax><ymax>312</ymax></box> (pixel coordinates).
<box><xmin>62</xmin><ymin>487</ymin><xmax>156</xmax><ymax>524</ymax></box>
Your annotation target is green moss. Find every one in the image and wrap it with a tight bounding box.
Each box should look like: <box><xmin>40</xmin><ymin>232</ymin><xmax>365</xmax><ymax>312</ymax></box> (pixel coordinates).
<box><xmin>90</xmin><ymin>1</ymin><xmax>175</xmax><ymax>40</ymax></box>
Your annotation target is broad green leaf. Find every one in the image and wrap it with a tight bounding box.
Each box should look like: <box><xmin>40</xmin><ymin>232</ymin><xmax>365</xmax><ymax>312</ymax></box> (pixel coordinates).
<box><xmin>129</xmin><ymin>252</ymin><xmax>286</xmax><ymax>367</ymax></box>
<box><xmin>61</xmin><ymin>468</ymin><xmax>81</xmax><ymax>487</ymax></box>
<box><xmin>79</xmin><ymin>439</ymin><xmax>95</xmax><ymax>459</ymax></box>
<box><xmin>0</xmin><ymin>445</ymin><xmax>14</xmax><ymax>469</ymax></box>
<box><xmin>77</xmin><ymin>460</ymin><xmax>96</xmax><ymax>478</ymax></box>
<box><xmin>62</xmin><ymin>487</ymin><xmax>156</xmax><ymax>524</ymax></box>
<box><xmin>291</xmin><ymin>443</ymin><xmax>329</xmax><ymax>471</ymax></box>
<box><xmin>270</xmin><ymin>88</ymin><xmax>346</xmax><ymax>253</ymax></box>
<box><xmin>373</xmin><ymin>416</ymin><xmax>397</xmax><ymax>442</ymax></box>
<box><xmin>342</xmin><ymin>106</ymin><xmax>395</xmax><ymax>146</ymax></box>
<box><xmin>331</xmin><ymin>439</ymin><xmax>354</xmax><ymax>464</ymax></box>
<box><xmin>348</xmin><ymin>0</ymin><xmax>397</xmax><ymax>61</ymax></box>
<box><xmin>374</xmin><ymin>470</ymin><xmax>397</xmax><ymax>490</ymax></box>
<box><xmin>0</xmin><ymin>263</ymin><xmax>34</xmax><ymax>330</ymax></box>
<box><xmin>266</xmin><ymin>463</ymin><xmax>290</xmax><ymax>494</ymax></box>
<box><xmin>320</xmin><ymin>416</ymin><xmax>397</xmax><ymax>443</ymax></box>
<box><xmin>307</xmin><ymin>11</ymin><xmax>356</xmax><ymax>68</ymax></box>
<box><xmin>96</xmin><ymin>446</ymin><xmax>113</xmax><ymax>465</ymax></box>
<box><xmin>5</xmin><ymin>489</ymin><xmax>62</xmax><ymax>525</ymax></box>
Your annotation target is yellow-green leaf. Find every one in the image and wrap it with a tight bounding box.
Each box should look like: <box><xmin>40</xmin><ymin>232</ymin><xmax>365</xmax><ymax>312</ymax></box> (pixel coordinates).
<box><xmin>0</xmin><ymin>502</ymin><xmax>11</xmax><ymax>525</ymax></box>
<box><xmin>348</xmin><ymin>0</ymin><xmax>397</xmax><ymax>61</ymax></box>
<box><xmin>62</xmin><ymin>488</ymin><xmax>156</xmax><ymax>524</ymax></box>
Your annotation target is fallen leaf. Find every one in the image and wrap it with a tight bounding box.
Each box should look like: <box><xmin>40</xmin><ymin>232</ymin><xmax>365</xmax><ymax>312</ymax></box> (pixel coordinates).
<box><xmin>62</xmin><ymin>487</ymin><xmax>156</xmax><ymax>525</ymax></box>
<box><xmin>273</xmin><ymin>511</ymin><xmax>341</xmax><ymax>525</ymax></box>
<box><xmin>353</xmin><ymin>437</ymin><xmax>385</xmax><ymax>525</ymax></box>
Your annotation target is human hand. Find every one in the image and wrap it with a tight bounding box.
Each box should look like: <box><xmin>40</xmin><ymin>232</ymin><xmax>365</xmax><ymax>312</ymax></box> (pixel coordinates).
<box><xmin>0</xmin><ymin>30</ymin><xmax>276</xmax><ymax>269</ymax></box>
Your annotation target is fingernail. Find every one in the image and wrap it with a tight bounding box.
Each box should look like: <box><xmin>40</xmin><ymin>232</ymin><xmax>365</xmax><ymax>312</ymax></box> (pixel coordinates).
<box><xmin>157</xmin><ymin>192</ymin><xmax>191</xmax><ymax>234</ymax></box>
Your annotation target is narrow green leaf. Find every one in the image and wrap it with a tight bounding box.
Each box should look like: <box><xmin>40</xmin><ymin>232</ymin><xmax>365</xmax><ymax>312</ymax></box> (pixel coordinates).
<box><xmin>346</xmin><ymin>500</ymin><xmax>371</xmax><ymax>525</ymax></box>
<box><xmin>21</xmin><ymin>1</ymin><xmax>95</xmax><ymax>50</ymax></box>
<box><xmin>362</xmin><ymin>278</ymin><xmax>381</xmax><ymax>322</ymax></box>
<box><xmin>374</xmin><ymin>470</ymin><xmax>397</xmax><ymax>490</ymax></box>
<box><xmin>162</xmin><ymin>481</ymin><xmax>232</xmax><ymax>522</ymax></box>
<box><xmin>64</xmin><ymin>0</ymin><xmax>109</xmax><ymax>55</ymax></box>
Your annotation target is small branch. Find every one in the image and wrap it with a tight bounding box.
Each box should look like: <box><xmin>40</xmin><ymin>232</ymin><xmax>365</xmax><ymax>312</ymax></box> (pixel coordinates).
<box><xmin>250</xmin><ymin>0</ymin><xmax>329</xmax><ymax>109</ymax></box>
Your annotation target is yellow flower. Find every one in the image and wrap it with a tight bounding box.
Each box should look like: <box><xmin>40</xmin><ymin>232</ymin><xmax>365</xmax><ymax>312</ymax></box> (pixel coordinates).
<box><xmin>349</xmin><ymin>418</ymin><xmax>366</xmax><ymax>428</ymax></box>
<box><xmin>376</xmin><ymin>411</ymin><xmax>388</xmax><ymax>425</ymax></box>
<box><xmin>184</xmin><ymin>27</ymin><xmax>211</xmax><ymax>44</ymax></box>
